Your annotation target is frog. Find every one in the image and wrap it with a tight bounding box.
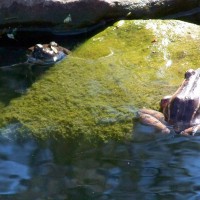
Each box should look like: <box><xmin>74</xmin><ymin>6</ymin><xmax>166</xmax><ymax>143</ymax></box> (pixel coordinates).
<box><xmin>137</xmin><ymin>68</ymin><xmax>200</xmax><ymax>136</ymax></box>
<box><xmin>27</xmin><ymin>41</ymin><xmax>70</xmax><ymax>65</ymax></box>
<box><xmin>0</xmin><ymin>41</ymin><xmax>70</xmax><ymax>94</ymax></box>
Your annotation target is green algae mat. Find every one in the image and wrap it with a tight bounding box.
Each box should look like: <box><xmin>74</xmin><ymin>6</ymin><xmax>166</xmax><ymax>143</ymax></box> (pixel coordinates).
<box><xmin>0</xmin><ymin>20</ymin><xmax>200</xmax><ymax>140</ymax></box>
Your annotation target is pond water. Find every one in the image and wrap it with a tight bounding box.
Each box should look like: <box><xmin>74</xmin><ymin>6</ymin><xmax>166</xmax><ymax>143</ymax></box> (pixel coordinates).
<box><xmin>0</xmin><ymin>123</ymin><xmax>200</xmax><ymax>199</ymax></box>
<box><xmin>0</xmin><ymin>33</ymin><xmax>88</xmax><ymax>107</ymax></box>
<box><xmin>0</xmin><ymin>32</ymin><xmax>200</xmax><ymax>200</ymax></box>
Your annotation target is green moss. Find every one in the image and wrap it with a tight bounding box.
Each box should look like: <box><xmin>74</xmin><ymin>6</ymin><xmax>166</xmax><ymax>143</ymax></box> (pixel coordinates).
<box><xmin>1</xmin><ymin>20</ymin><xmax>200</xmax><ymax>140</ymax></box>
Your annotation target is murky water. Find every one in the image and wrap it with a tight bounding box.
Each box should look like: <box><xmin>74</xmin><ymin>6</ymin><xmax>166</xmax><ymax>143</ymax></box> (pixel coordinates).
<box><xmin>1</xmin><ymin>34</ymin><xmax>200</xmax><ymax>200</ymax></box>
<box><xmin>0</xmin><ymin>34</ymin><xmax>88</xmax><ymax>106</ymax></box>
<box><xmin>0</xmin><ymin>122</ymin><xmax>200</xmax><ymax>199</ymax></box>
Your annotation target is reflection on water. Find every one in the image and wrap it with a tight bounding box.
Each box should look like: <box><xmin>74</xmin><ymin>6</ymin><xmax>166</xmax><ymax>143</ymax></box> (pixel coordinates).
<box><xmin>0</xmin><ymin>124</ymin><xmax>53</xmax><ymax>197</ymax></box>
<box><xmin>1</xmin><ymin>122</ymin><xmax>200</xmax><ymax>199</ymax></box>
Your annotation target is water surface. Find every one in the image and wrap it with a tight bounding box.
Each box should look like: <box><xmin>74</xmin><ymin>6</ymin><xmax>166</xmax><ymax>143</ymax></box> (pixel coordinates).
<box><xmin>0</xmin><ymin>123</ymin><xmax>199</xmax><ymax>199</ymax></box>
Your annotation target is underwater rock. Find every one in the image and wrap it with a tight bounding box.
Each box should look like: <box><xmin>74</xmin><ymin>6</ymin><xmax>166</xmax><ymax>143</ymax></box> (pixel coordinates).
<box><xmin>0</xmin><ymin>0</ymin><xmax>199</xmax><ymax>35</ymax></box>
<box><xmin>1</xmin><ymin>19</ymin><xmax>200</xmax><ymax>140</ymax></box>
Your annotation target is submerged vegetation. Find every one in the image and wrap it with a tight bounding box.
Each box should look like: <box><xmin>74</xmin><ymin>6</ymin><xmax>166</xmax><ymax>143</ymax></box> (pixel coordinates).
<box><xmin>0</xmin><ymin>20</ymin><xmax>200</xmax><ymax>140</ymax></box>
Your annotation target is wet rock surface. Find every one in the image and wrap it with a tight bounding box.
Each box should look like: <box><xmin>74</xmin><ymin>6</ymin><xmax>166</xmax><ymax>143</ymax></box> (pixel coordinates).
<box><xmin>0</xmin><ymin>0</ymin><xmax>200</xmax><ymax>33</ymax></box>
<box><xmin>1</xmin><ymin>19</ymin><xmax>200</xmax><ymax>140</ymax></box>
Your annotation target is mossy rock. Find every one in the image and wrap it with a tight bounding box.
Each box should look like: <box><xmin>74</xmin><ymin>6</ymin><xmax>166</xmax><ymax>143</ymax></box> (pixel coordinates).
<box><xmin>1</xmin><ymin>20</ymin><xmax>200</xmax><ymax>140</ymax></box>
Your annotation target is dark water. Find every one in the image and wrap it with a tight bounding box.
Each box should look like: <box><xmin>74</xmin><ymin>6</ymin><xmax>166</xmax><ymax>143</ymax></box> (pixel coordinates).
<box><xmin>0</xmin><ymin>32</ymin><xmax>89</xmax><ymax>106</ymax></box>
<box><xmin>1</xmin><ymin>33</ymin><xmax>200</xmax><ymax>200</ymax></box>
<box><xmin>0</xmin><ymin>123</ymin><xmax>200</xmax><ymax>199</ymax></box>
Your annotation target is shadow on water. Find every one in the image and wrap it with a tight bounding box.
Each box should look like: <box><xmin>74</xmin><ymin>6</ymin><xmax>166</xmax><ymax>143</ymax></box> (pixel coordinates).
<box><xmin>0</xmin><ymin>41</ymin><xmax>67</xmax><ymax>106</ymax></box>
<box><xmin>0</xmin><ymin>23</ymin><xmax>109</xmax><ymax>107</ymax></box>
<box><xmin>0</xmin><ymin>62</ymin><xmax>54</xmax><ymax>106</ymax></box>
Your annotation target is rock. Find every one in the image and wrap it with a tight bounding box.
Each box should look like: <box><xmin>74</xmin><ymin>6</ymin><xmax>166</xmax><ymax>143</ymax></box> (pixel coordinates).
<box><xmin>1</xmin><ymin>19</ymin><xmax>200</xmax><ymax>140</ymax></box>
<box><xmin>0</xmin><ymin>0</ymin><xmax>199</xmax><ymax>34</ymax></box>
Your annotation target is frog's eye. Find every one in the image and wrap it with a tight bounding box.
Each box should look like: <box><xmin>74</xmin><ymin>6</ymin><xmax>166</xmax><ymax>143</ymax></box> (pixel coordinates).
<box><xmin>185</xmin><ymin>69</ymin><xmax>195</xmax><ymax>79</ymax></box>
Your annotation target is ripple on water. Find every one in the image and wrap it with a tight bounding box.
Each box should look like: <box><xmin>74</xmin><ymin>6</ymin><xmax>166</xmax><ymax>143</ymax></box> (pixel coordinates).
<box><xmin>1</xmin><ymin>122</ymin><xmax>200</xmax><ymax>199</ymax></box>
<box><xmin>0</xmin><ymin>124</ymin><xmax>57</xmax><ymax>197</ymax></box>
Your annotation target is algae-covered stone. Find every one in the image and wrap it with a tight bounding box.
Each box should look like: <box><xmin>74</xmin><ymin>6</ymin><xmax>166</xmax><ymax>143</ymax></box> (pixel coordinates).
<box><xmin>0</xmin><ymin>20</ymin><xmax>200</xmax><ymax>140</ymax></box>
